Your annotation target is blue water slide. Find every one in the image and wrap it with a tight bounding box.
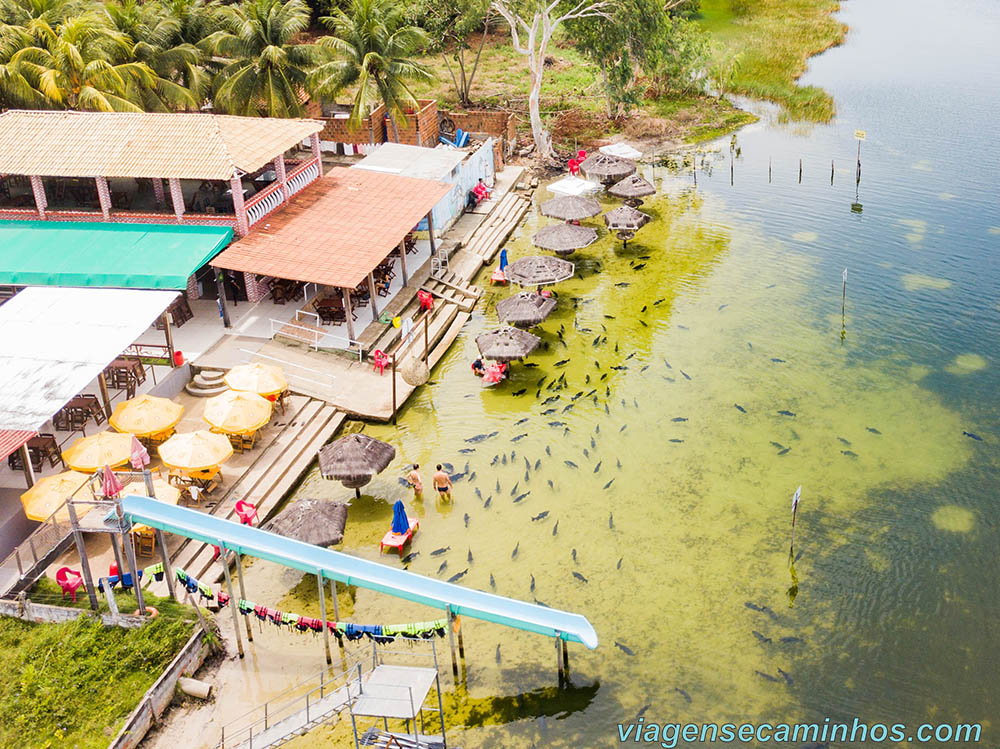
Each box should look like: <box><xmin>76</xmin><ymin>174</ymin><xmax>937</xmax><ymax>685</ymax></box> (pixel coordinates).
<box><xmin>119</xmin><ymin>495</ymin><xmax>598</xmax><ymax>649</ymax></box>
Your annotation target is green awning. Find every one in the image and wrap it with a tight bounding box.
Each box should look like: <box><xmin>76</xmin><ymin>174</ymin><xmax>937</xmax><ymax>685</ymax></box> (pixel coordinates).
<box><xmin>0</xmin><ymin>220</ymin><xmax>234</xmax><ymax>289</ymax></box>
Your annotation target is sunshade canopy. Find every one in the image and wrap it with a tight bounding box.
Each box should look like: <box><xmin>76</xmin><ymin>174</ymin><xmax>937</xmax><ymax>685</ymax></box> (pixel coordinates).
<box><xmin>63</xmin><ymin>431</ymin><xmax>133</xmax><ymax>472</ymax></box>
<box><xmin>475</xmin><ymin>326</ymin><xmax>542</xmax><ymax>362</ymax></box>
<box><xmin>608</xmin><ymin>174</ymin><xmax>655</xmax><ymax>199</ymax></box>
<box><xmin>0</xmin><ymin>287</ymin><xmax>178</xmax><ymax>431</ymax></box>
<box><xmin>318</xmin><ymin>433</ymin><xmax>396</xmax><ymax>490</ymax></box>
<box><xmin>158</xmin><ymin>430</ymin><xmax>234</xmax><ymax>471</ymax></box>
<box><xmin>110</xmin><ymin>395</ymin><xmax>184</xmax><ymax>438</ymax></box>
<box><xmin>262</xmin><ymin>497</ymin><xmax>348</xmax><ymax>547</ymax></box>
<box><xmin>203</xmin><ymin>390</ymin><xmax>272</xmax><ymax>434</ymax></box>
<box><xmin>21</xmin><ymin>470</ymin><xmax>92</xmax><ymax>522</ymax></box>
<box><xmin>599</xmin><ymin>142</ymin><xmax>643</xmax><ymax>159</ymax></box>
<box><xmin>604</xmin><ymin>205</ymin><xmax>652</xmax><ymax>231</ymax></box>
<box><xmin>579</xmin><ymin>153</ymin><xmax>637</xmax><ymax>184</ymax></box>
<box><xmin>539</xmin><ymin>196</ymin><xmax>602</xmax><ymax>222</ymax></box>
<box><xmin>532</xmin><ymin>224</ymin><xmax>598</xmax><ymax>255</ymax></box>
<box><xmin>224</xmin><ymin>363</ymin><xmax>287</xmax><ymax>397</ymax></box>
<box><xmin>504</xmin><ymin>255</ymin><xmax>576</xmax><ymax>287</ymax></box>
<box><xmin>0</xmin><ymin>221</ymin><xmax>232</xmax><ymax>288</ymax></box>
<box><xmin>496</xmin><ymin>291</ymin><xmax>557</xmax><ymax>328</ymax></box>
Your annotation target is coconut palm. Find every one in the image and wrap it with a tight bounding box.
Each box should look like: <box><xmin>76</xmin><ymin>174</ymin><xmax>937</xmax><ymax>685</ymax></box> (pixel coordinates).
<box><xmin>205</xmin><ymin>0</ymin><xmax>314</xmax><ymax>117</ymax></box>
<box><xmin>309</xmin><ymin>0</ymin><xmax>432</xmax><ymax>141</ymax></box>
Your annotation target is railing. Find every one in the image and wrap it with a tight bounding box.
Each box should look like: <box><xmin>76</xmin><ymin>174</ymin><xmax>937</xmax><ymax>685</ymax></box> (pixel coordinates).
<box><xmin>123</xmin><ymin>343</ymin><xmax>172</xmax><ymax>367</ymax></box>
<box><xmin>238</xmin><ymin>348</ymin><xmax>340</xmax><ymax>391</ymax></box>
<box><xmin>287</xmin><ymin>158</ymin><xmax>320</xmax><ymax>197</ymax></box>
<box><xmin>244</xmin><ymin>157</ymin><xmax>321</xmax><ymax>227</ymax></box>
<box><xmin>0</xmin><ymin>207</ymin><xmax>236</xmax><ymax>227</ymax></box>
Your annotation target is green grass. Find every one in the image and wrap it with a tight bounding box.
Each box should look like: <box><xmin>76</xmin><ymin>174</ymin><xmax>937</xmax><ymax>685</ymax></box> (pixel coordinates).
<box><xmin>0</xmin><ymin>579</ymin><xmax>199</xmax><ymax>747</ymax></box>
<box><xmin>696</xmin><ymin>0</ymin><xmax>848</xmax><ymax>121</ymax></box>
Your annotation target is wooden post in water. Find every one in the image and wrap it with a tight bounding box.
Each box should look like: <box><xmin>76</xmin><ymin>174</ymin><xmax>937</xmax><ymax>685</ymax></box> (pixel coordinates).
<box><xmin>221</xmin><ymin>554</ymin><xmax>244</xmax><ymax>658</ymax></box>
<box><xmin>234</xmin><ymin>553</ymin><xmax>253</xmax><ymax>642</ymax></box>
<box><xmin>798</xmin><ymin>158</ymin><xmax>803</xmax><ymax>183</ymax></box>
<box><xmin>317</xmin><ymin>572</ymin><xmax>332</xmax><ymax>665</ymax></box>
<box><xmin>423</xmin><ymin>313</ymin><xmax>429</xmax><ymax>363</ymax></box>
<box><xmin>768</xmin><ymin>157</ymin><xmax>772</xmax><ymax>183</ymax></box>
<box><xmin>562</xmin><ymin>639</ymin><xmax>569</xmax><ymax>682</ymax></box>
<box><xmin>391</xmin><ymin>353</ymin><xmax>398</xmax><ymax>426</ymax></box>
<box><xmin>730</xmin><ymin>149</ymin><xmax>734</xmax><ymax>186</ymax></box>
<box><xmin>831</xmin><ymin>160</ymin><xmax>835</xmax><ymax>186</ymax></box>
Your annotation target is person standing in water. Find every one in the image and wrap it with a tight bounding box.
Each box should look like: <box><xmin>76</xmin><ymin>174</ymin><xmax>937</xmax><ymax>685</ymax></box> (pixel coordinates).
<box><xmin>432</xmin><ymin>464</ymin><xmax>453</xmax><ymax>501</ymax></box>
<box><xmin>407</xmin><ymin>464</ymin><xmax>423</xmax><ymax>500</ymax></box>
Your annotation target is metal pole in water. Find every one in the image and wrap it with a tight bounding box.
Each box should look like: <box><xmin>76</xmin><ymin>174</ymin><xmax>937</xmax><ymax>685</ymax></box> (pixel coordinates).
<box><xmin>317</xmin><ymin>571</ymin><xmax>332</xmax><ymax>665</ymax></box>
<box><xmin>562</xmin><ymin>638</ymin><xmax>569</xmax><ymax>682</ymax></box>
<box><xmin>556</xmin><ymin>634</ymin><xmax>564</xmax><ymax>686</ymax></box>
<box><xmin>799</xmin><ymin>158</ymin><xmax>803</xmax><ymax>184</ymax></box>
<box><xmin>831</xmin><ymin>160</ymin><xmax>835</xmax><ymax>186</ymax></box>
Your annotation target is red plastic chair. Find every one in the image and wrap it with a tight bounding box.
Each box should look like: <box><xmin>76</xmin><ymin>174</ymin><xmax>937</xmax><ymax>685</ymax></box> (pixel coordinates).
<box><xmin>568</xmin><ymin>158</ymin><xmax>579</xmax><ymax>176</ymax></box>
<box><xmin>372</xmin><ymin>349</ymin><xmax>388</xmax><ymax>375</ymax></box>
<box><xmin>235</xmin><ymin>500</ymin><xmax>259</xmax><ymax>526</ymax></box>
<box><xmin>56</xmin><ymin>567</ymin><xmax>83</xmax><ymax>602</ymax></box>
<box><xmin>418</xmin><ymin>290</ymin><xmax>434</xmax><ymax>311</ymax></box>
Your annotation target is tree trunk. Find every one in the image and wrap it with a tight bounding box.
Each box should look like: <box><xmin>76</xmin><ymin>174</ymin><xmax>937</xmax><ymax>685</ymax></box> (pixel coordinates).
<box><xmin>389</xmin><ymin>115</ymin><xmax>400</xmax><ymax>143</ymax></box>
<box><xmin>527</xmin><ymin>68</ymin><xmax>552</xmax><ymax>158</ymax></box>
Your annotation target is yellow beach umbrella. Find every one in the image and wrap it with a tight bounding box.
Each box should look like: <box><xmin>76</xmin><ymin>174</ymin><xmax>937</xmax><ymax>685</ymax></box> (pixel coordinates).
<box><xmin>21</xmin><ymin>470</ymin><xmax>93</xmax><ymax>522</ymax></box>
<box><xmin>127</xmin><ymin>478</ymin><xmax>181</xmax><ymax>505</ymax></box>
<box><xmin>63</xmin><ymin>431</ymin><xmax>133</xmax><ymax>472</ymax></box>
<box><xmin>158</xmin><ymin>430</ymin><xmax>233</xmax><ymax>472</ymax></box>
<box><xmin>203</xmin><ymin>390</ymin><xmax>272</xmax><ymax>434</ymax></box>
<box><xmin>109</xmin><ymin>395</ymin><xmax>184</xmax><ymax>438</ymax></box>
<box><xmin>224</xmin><ymin>363</ymin><xmax>287</xmax><ymax>397</ymax></box>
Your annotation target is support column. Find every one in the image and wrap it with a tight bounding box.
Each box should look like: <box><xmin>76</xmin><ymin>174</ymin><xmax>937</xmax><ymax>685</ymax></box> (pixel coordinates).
<box><xmin>446</xmin><ymin>606</ymin><xmax>459</xmax><ymax>681</ymax></box>
<box><xmin>18</xmin><ymin>444</ymin><xmax>34</xmax><ymax>488</ymax></box>
<box><xmin>310</xmin><ymin>133</ymin><xmax>323</xmax><ymax>177</ymax></box>
<box><xmin>97</xmin><ymin>372</ymin><xmax>113</xmax><ymax>420</ymax></box>
<box><xmin>426</xmin><ymin>211</ymin><xmax>436</xmax><ymax>253</ymax></box>
<box><xmin>221</xmin><ymin>552</ymin><xmax>245</xmax><ymax>658</ymax></box>
<box><xmin>342</xmin><ymin>288</ymin><xmax>355</xmax><ymax>341</ymax></box>
<box><xmin>230</xmin><ymin>176</ymin><xmax>249</xmax><ymax>236</ymax></box>
<box><xmin>143</xmin><ymin>469</ymin><xmax>176</xmax><ymax>601</ymax></box>
<box><xmin>30</xmin><ymin>175</ymin><xmax>47</xmax><ymax>219</ymax></box>
<box><xmin>217</xmin><ymin>270</ymin><xmax>232</xmax><ymax>328</ymax></box>
<box><xmin>122</xmin><ymin>515</ymin><xmax>147</xmax><ymax>616</ymax></box>
<box><xmin>368</xmin><ymin>272</ymin><xmax>379</xmax><ymax>322</ymax></box>
<box><xmin>168</xmin><ymin>178</ymin><xmax>185</xmax><ymax>222</ymax></box>
<box><xmin>398</xmin><ymin>240</ymin><xmax>408</xmax><ymax>285</ymax></box>
<box><xmin>161</xmin><ymin>310</ymin><xmax>175</xmax><ymax>366</ymax></box>
<box><xmin>317</xmin><ymin>572</ymin><xmax>332</xmax><ymax>665</ymax></box>
<box><xmin>330</xmin><ymin>578</ymin><xmax>345</xmax><ymax>661</ymax></box>
<box><xmin>274</xmin><ymin>155</ymin><xmax>290</xmax><ymax>202</ymax></box>
<box><xmin>152</xmin><ymin>178</ymin><xmax>165</xmax><ymax>208</ymax></box>
<box><xmin>95</xmin><ymin>176</ymin><xmax>112</xmax><ymax>220</ymax></box>
<box><xmin>234</xmin><ymin>554</ymin><xmax>253</xmax><ymax>642</ymax></box>
<box><xmin>67</xmin><ymin>502</ymin><xmax>100</xmax><ymax>610</ymax></box>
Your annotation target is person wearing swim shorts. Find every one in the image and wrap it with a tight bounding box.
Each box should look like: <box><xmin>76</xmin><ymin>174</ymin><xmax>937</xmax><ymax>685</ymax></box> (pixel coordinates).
<box><xmin>432</xmin><ymin>464</ymin><xmax>453</xmax><ymax>500</ymax></box>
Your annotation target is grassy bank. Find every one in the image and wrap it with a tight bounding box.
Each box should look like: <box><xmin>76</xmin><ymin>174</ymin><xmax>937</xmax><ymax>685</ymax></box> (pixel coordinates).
<box><xmin>697</xmin><ymin>0</ymin><xmax>848</xmax><ymax>120</ymax></box>
<box><xmin>0</xmin><ymin>579</ymin><xmax>198</xmax><ymax>748</ymax></box>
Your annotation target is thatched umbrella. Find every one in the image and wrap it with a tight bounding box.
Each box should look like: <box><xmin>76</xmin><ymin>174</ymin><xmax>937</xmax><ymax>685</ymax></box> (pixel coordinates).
<box><xmin>318</xmin><ymin>433</ymin><xmax>396</xmax><ymax>497</ymax></box>
<box><xmin>496</xmin><ymin>291</ymin><xmax>557</xmax><ymax>328</ymax></box>
<box><xmin>505</xmin><ymin>255</ymin><xmax>575</xmax><ymax>287</ymax></box>
<box><xmin>475</xmin><ymin>326</ymin><xmax>542</xmax><ymax>362</ymax></box>
<box><xmin>579</xmin><ymin>153</ymin><xmax>636</xmax><ymax>185</ymax></box>
<box><xmin>532</xmin><ymin>224</ymin><xmax>598</xmax><ymax>256</ymax></box>
<box><xmin>262</xmin><ymin>498</ymin><xmax>348</xmax><ymax>546</ymax></box>
<box><xmin>604</xmin><ymin>205</ymin><xmax>652</xmax><ymax>247</ymax></box>
<box><xmin>539</xmin><ymin>195</ymin><xmax>601</xmax><ymax>222</ymax></box>
<box><xmin>608</xmin><ymin>174</ymin><xmax>655</xmax><ymax>206</ymax></box>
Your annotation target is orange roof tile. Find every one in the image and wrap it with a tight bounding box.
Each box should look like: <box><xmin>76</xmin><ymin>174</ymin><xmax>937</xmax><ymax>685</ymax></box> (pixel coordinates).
<box><xmin>211</xmin><ymin>167</ymin><xmax>454</xmax><ymax>289</ymax></box>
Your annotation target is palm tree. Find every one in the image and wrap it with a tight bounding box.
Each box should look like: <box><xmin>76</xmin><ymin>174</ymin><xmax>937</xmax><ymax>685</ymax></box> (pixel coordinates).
<box><xmin>205</xmin><ymin>0</ymin><xmax>314</xmax><ymax>117</ymax></box>
<box><xmin>309</xmin><ymin>0</ymin><xmax>432</xmax><ymax>141</ymax></box>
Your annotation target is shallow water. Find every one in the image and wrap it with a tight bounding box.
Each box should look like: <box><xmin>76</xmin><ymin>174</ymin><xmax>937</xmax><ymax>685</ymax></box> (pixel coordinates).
<box><xmin>278</xmin><ymin>0</ymin><xmax>999</xmax><ymax>746</ymax></box>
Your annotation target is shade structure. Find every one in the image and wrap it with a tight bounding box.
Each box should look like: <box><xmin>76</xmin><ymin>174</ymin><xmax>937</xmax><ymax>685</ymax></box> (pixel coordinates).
<box><xmin>102</xmin><ymin>464</ymin><xmax>124</xmax><ymax>498</ymax></box>
<box><xmin>318</xmin><ymin>433</ymin><xmax>396</xmax><ymax>493</ymax></box>
<box><xmin>63</xmin><ymin>431</ymin><xmax>133</xmax><ymax>472</ymax></box>
<box><xmin>391</xmin><ymin>500</ymin><xmax>409</xmax><ymax>535</ymax></box>
<box><xmin>608</xmin><ymin>174</ymin><xmax>655</xmax><ymax>202</ymax></box>
<box><xmin>20</xmin><ymin>470</ymin><xmax>92</xmax><ymax>522</ymax></box>
<box><xmin>599</xmin><ymin>142</ymin><xmax>643</xmax><ymax>160</ymax></box>
<box><xmin>475</xmin><ymin>326</ymin><xmax>542</xmax><ymax>362</ymax></box>
<box><xmin>110</xmin><ymin>395</ymin><xmax>184</xmax><ymax>438</ymax></box>
<box><xmin>505</xmin><ymin>255</ymin><xmax>575</xmax><ymax>287</ymax></box>
<box><xmin>224</xmin><ymin>363</ymin><xmax>287</xmax><ymax>398</ymax></box>
<box><xmin>603</xmin><ymin>205</ymin><xmax>652</xmax><ymax>232</ymax></box>
<box><xmin>496</xmin><ymin>291</ymin><xmax>558</xmax><ymax>328</ymax></box>
<box><xmin>532</xmin><ymin>224</ymin><xmax>598</xmax><ymax>256</ymax></box>
<box><xmin>262</xmin><ymin>497</ymin><xmax>348</xmax><ymax>547</ymax></box>
<box><xmin>158</xmin><ymin>430</ymin><xmax>234</xmax><ymax>471</ymax></box>
<box><xmin>579</xmin><ymin>153</ymin><xmax>637</xmax><ymax>185</ymax></box>
<box><xmin>203</xmin><ymin>390</ymin><xmax>272</xmax><ymax>434</ymax></box>
<box><xmin>131</xmin><ymin>478</ymin><xmax>181</xmax><ymax>505</ymax></box>
<box><xmin>539</xmin><ymin>196</ymin><xmax>602</xmax><ymax>222</ymax></box>
<box><xmin>547</xmin><ymin>175</ymin><xmax>601</xmax><ymax>196</ymax></box>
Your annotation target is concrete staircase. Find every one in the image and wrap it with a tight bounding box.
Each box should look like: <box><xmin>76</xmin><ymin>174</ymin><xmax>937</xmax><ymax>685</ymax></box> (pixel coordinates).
<box><xmin>419</xmin><ymin>269</ymin><xmax>482</xmax><ymax>313</ymax></box>
<box><xmin>185</xmin><ymin>368</ymin><xmax>227</xmax><ymax>397</ymax></box>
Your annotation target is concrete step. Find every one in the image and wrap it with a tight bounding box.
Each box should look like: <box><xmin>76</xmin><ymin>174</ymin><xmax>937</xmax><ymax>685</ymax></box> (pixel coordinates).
<box><xmin>397</xmin><ymin>303</ymin><xmax>460</xmax><ymax>367</ymax></box>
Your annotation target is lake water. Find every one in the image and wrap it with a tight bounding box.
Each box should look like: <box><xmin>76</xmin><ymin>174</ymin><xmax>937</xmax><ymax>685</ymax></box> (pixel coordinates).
<box><xmin>284</xmin><ymin>0</ymin><xmax>1000</xmax><ymax>745</ymax></box>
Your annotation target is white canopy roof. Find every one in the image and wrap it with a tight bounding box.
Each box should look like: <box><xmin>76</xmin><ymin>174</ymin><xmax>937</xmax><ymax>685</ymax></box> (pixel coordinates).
<box><xmin>0</xmin><ymin>287</ymin><xmax>178</xmax><ymax>430</ymax></box>
<box><xmin>352</xmin><ymin>142</ymin><xmax>467</xmax><ymax>181</ymax></box>
<box><xmin>599</xmin><ymin>142</ymin><xmax>643</xmax><ymax>159</ymax></box>
<box><xmin>547</xmin><ymin>175</ymin><xmax>601</xmax><ymax>196</ymax></box>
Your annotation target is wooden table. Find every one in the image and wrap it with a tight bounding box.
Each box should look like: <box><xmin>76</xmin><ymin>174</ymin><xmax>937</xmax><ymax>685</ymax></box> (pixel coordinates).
<box><xmin>53</xmin><ymin>395</ymin><xmax>105</xmax><ymax>431</ymax></box>
<box><xmin>7</xmin><ymin>434</ymin><xmax>64</xmax><ymax>472</ymax></box>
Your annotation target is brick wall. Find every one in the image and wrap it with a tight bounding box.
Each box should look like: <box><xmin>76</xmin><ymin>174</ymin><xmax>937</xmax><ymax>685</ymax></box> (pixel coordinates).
<box><xmin>441</xmin><ymin>110</ymin><xmax>517</xmax><ymax>155</ymax></box>
<box><xmin>393</xmin><ymin>100</ymin><xmax>439</xmax><ymax>147</ymax></box>
<box><xmin>244</xmin><ymin>272</ymin><xmax>270</xmax><ymax>303</ymax></box>
<box><xmin>314</xmin><ymin>103</ymin><xmax>387</xmax><ymax>145</ymax></box>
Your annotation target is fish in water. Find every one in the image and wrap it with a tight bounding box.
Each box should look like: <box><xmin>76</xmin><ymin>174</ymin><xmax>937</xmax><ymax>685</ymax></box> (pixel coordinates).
<box><xmin>511</xmin><ymin>433</ymin><xmax>528</xmax><ymax>442</ymax></box>
<box><xmin>841</xmin><ymin>450</ymin><xmax>858</xmax><ymax>458</ymax></box>
<box><xmin>510</xmin><ymin>482</ymin><xmax>519</xmax><ymax>496</ymax></box>
<box><xmin>866</xmin><ymin>426</ymin><xmax>882</xmax><ymax>435</ymax></box>
<box><xmin>398</xmin><ymin>477</ymin><xmax>411</xmax><ymax>487</ymax></box>
<box><xmin>593</xmin><ymin>460</ymin><xmax>602</xmax><ymax>473</ymax></box>
<box><xmin>572</xmin><ymin>391</ymin><xmax>584</xmax><ymax>401</ymax></box>
<box><xmin>441</xmin><ymin>462</ymin><xmax>454</xmax><ymax>473</ymax></box>
<box><xmin>617</xmin><ymin>557</ymin><xmax>623</xmax><ymax>570</ymax></box>
<box><xmin>489</xmin><ymin>573</ymin><xmax>496</xmax><ymax>590</ymax></box>
<box><xmin>734</xmin><ymin>404</ymin><xmax>747</xmax><ymax>413</ymax></box>
<box><xmin>501</xmin><ymin>454</ymin><xmax>507</xmax><ymax>466</ymax></box>
<box><xmin>484</xmin><ymin>495</ymin><xmax>492</xmax><ymax>508</ymax></box>
<box><xmin>401</xmin><ymin>552</ymin><xmax>419</xmax><ymax>564</ymax></box>
<box><xmin>573</xmin><ymin>571</ymin><xmax>589</xmax><ymax>583</ymax></box>
<box><xmin>755</xmin><ymin>670</ymin><xmax>781</xmax><ymax>683</ymax></box>
<box><xmin>779</xmin><ymin>636</ymin><xmax>804</xmax><ymax>644</ymax></box>
<box><xmin>674</xmin><ymin>688</ymin><xmax>692</xmax><ymax>704</ymax></box>
<box><xmin>437</xmin><ymin>560</ymin><xmax>448</xmax><ymax>574</ymax></box>
<box><xmin>463</xmin><ymin>513</ymin><xmax>470</xmax><ymax>528</ymax></box>
<box><xmin>496</xmin><ymin>644</ymin><xmax>502</xmax><ymax>665</ymax></box>
<box><xmin>639</xmin><ymin>320</ymin><xmax>648</xmax><ymax>327</ymax></box>
<box><xmin>593</xmin><ymin>335</ymin><xmax>602</xmax><ymax>346</ymax></box>
<box><xmin>512</xmin><ymin>389</ymin><xmax>527</xmax><ymax>396</ymax></box>
<box><xmin>615</xmin><ymin>641</ymin><xmax>636</xmax><ymax>656</ymax></box>
<box><xmin>564</xmin><ymin>460</ymin><xmax>578</xmax><ymax>468</ymax></box>
<box><xmin>672</xmin><ymin>417</ymin><xmax>688</xmax><ymax>422</ymax></box>
<box><xmin>603</xmin><ymin>478</ymin><xmax>615</xmax><ymax>489</ymax></box>
<box><xmin>562</xmin><ymin>404</ymin><xmax>574</xmax><ymax>413</ymax></box>
<box><xmin>469</xmin><ymin>471</ymin><xmax>477</xmax><ymax>481</ymax></box>
<box><xmin>794</xmin><ymin>549</ymin><xmax>803</xmax><ymax>562</ymax></box>
<box><xmin>637</xmin><ymin>704</ymin><xmax>651</xmax><ymax>719</ymax></box>
<box><xmin>447</xmin><ymin>569</ymin><xmax>468</xmax><ymax>583</ymax></box>
<box><xmin>770</xmin><ymin>442</ymin><xmax>786</xmax><ymax>450</ymax></box>
<box><xmin>641</xmin><ymin>365</ymin><xmax>649</xmax><ymax>372</ymax></box>
<box><xmin>777</xmin><ymin>410</ymin><xmax>796</xmax><ymax>417</ymax></box>
<box><xmin>530</xmin><ymin>574</ymin><xmax>535</xmax><ymax>593</ymax></box>
<box><xmin>669</xmin><ymin>439</ymin><xmax>684</xmax><ymax>444</ymax></box>
<box><xmin>542</xmin><ymin>408</ymin><xmax>557</xmax><ymax>415</ymax></box>
<box><xmin>719</xmin><ymin>304</ymin><xmax>728</xmax><ymax>311</ymax></box>
<box><xmin>547</xmin><ymin>421</ymin><xmax>565</xmax><ymax>428</ymax></box>
<box><xmin>545</xmin><ymin>445</ymin><xmax>551</xmax><ymax>456</ymax></box>
<box><xmin>963</xmin><ymin>431</ymin><xmax>984</xmax><ymax>441</ymax></box>
<box><xmin>590</xmin><ymin>437</ymin><xmax>597</xmax><ymax>448</ymax></box>
<box><xmin>513</xmin><ymin>492</ymin><xmax>530</xmax><ymax>503</ymax></box>
<box><xmin>838</xmin><ymin>437</ymin><xmax>852</xmax><ymax>446</ymax></box>
<box><xmin>663</xmin><ymin>359</ymin><xmax>672</xmax><ymax>369</ymax></box>
<box><xmin>617</xmin><ymin>458</ymin><xmax>622</xmax><ymax>469</ymax></box>
<box><xmin>654</xmin><ymin>298</ymin><xmax>664</xmax><ymax>305</ymax></box>
<box><xmin>678</xmin><ymin>325</ymin><xmax>689</xmax><ymax>330</ymax></box>
<box><xmin>605</xmin><ymin>403</ymin><xmax>611</xmax><ymax>414</ymax></box>
<box><xmin>542</xmin><ymin>395</ymin><xmax>559</xmax><ymax>405</ymax></box>
<box><xmin>468</xmin><ymin>549</ymin><xmax>474</xmax><ymax>563</ymax></box>
<box><xmin>571</xmin><ymin>548</ymin><xmax>577</xmax><ymax>562</ymax></box>
<box><xmin>450</xmin><ymin>471</ymin><xmax>467</xmax><ymax>481</ymax></box>
<box><xmin>608</xmin><ymin>513</ymin><xmax>614</xmax><ymax>529</ymax></box>
<box><xmin>430</xmin><ymin>547</ymin><xmax>450</xmax><ymax>556</ymax></box>
<box><xmin>634</xmin><ymin>263</ymin><xmax>646</xmax><ymax>270</ymax></box>
<box><xmin>771</xmin><ymin>358</ymin><xmax>786</xmax><ymax>363</ymax></box>
<box><xmin>554</xmin><ymin>359</ymin><xmax>569</xmax><ymax>367</ymax></box>
<box><xmin>534</xmin><ymin>459</ymin><xmax>541</xmax><ymax>470</ymax></box>
<box><xmin>524</xmin><ymin>363</ymin><xmax>539</xmax><ymax>369</ymax></box>
<box><xmin>511</xmin><ymin>543</ymin><xmax>519</xmax><ymax>559</ymax></box>
<box><xmin>620</xmin><ymin>424</ymin><xmax>627</xmax><ymax>432</ymax></box>
<box><xmin>458</xmin><ymin>448</ymin><xmax>475</xmax><ymax>455</ymax></box>
<box><xmin>777</xmin><ymin>668</ymin><xmax>793</xmax><ymax>685</ymax></box>
<box><xmin>748</xmin><ymin>342</ymin><xmax>753</xmax><ymax>350</ymax></box>
<box><xmin>536</xmin><ymin>376</ymin><xmax>547</xmax><ymax>388</ymax></box>
<box><xmin>532</xmin><ymin>511</ymin><xmax>549</xmax><ymax>521</ymax></box>
<box><xmin>745</xmin><ymin>601</ymin><xmax>766</xmax><ymax>613</ymax></box>
<box><xmin>752</xmin><ymin>630</ymin><xmax>772</xmax><ymax>644</ymax></box>
<box><xmin>465</xmin><ymin>432</ymin><xmax>497</xmax><ymax>443</ymax></box>
<box><xmin>615</xmin><ymin>282</ymin><xmax>630</xmax><ymax>288</ymax></box>
<box><xmin>680</xmin><ymin>370</ymin><xmax>691</xmax><ymax>380</ymax></box>
<box><xmin>515</xmin><ymin>417</ymin><xmax>529</xmax><ymax>425</ymax></box>
<box><xmin>583</xmin><ymin>448</ymin><xmax>590</xmax><ymax>458</ymax></box>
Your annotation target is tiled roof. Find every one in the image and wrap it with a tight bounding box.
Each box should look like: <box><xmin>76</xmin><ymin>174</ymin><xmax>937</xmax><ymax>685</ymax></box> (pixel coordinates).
<box><xmin>0</xmin><ymin>110</ymin><xmax>323</xmax><ymax>180</ymax></box>
<box><xmin>211</xmin><ymin>167</ymin><xmax>454</xmax><ymax>289</ymax></box>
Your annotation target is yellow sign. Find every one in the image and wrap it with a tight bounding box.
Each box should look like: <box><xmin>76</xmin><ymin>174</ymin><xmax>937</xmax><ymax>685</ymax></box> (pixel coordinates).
<box><xmin>854</xmin><ymin>129</ymin><xmax>867</xmax><ymax>141</ymax></box>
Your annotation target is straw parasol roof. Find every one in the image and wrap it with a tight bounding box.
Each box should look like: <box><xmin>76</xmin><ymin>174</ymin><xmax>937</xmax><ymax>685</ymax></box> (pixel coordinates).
<box><xmin>475</xmin><ymin>326</ymin><xmax>542</xmax><ymax>362</ymax></box>
<box><xmin>224</xmin><ymin>362</ymin><xmax>287</xmax><ymax>397</ymax></box>
<box><xmin>532</xmin><ymin>224</ymin><xmax>598</xmax><ymax>255</ymax></box>
<box><xmin>608</xmin><ymin>174</ymin><xmax>655</xmax><ymax>202</ymax></box>
<box><xmin>539</xmin><ymin>195</ymin><xmax>602</xmax><ymax>222</ymax></box>
<box><xmin>579</xmin><ymin>153</ymin><xmax>637</xmax><ymax>184</ymax></box>
<box><xmin>203</xmin><ymin>390</ymin><xmax>272</xmax><ymax>435</ymax></box>
<box><xmin>158</xmin><ymin>430</ymin><xmax>234</xmax><ymax>471</ymax></box>
<box><xmin>63</xmin><ymin>431</ymin><xmax>133</xmax><ymax>472</ymax></box>
<box><xmin>496</xmin><ymin>292</ymin><xmax>557</xmax><ymax>328</ymax></box>
<box><xmin>603</xmin><ymin>205</ymin><xmax>652</xmax><ymax>232</ymax></box>
<box><xmin>318</xmin><ymin>433</ymin><xmax>396</xmax><ymax>495</ymax></box>
<box><xmin>110</xmin><ymin>395</ymin><xmax>184</xmax><ymax>438</ymax></box>
<box><xmin>262</xmin><ymin>498</ymin><xmax>348</xmax><ymax>547</ymax></box>
<box><xmin>505</xmin><ymin>255</ymin><xmax>575</xmax><ymax>287</ymax></box>
<box><xmin>20</xmin><ymin>470</ymin><xmax>93</xmax><ymax>522</ymax></box>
